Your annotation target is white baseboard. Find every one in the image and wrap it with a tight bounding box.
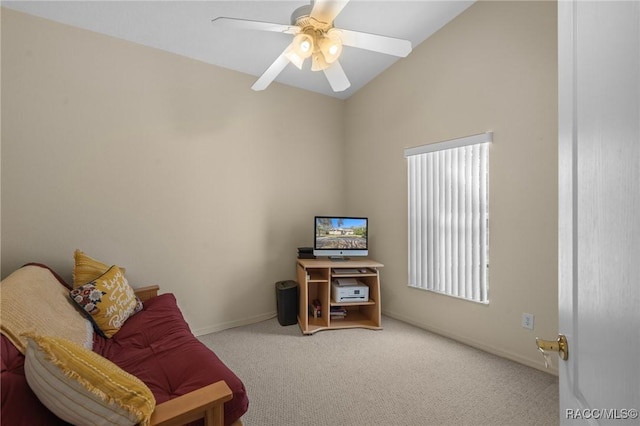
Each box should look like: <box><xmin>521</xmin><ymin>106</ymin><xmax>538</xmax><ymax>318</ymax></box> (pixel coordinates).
<box><xmin>382</xmin><ymin>309</ymin><xmax>559</xmax><ymax>376</ymax></box>
<box><xmin>192</xmin><ymin>311</ymin><xmax>277</xmax><ymax>337</ymax></box>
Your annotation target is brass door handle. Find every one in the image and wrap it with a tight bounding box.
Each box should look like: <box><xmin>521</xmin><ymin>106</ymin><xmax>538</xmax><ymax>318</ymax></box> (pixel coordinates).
<box><xmin>536</xmin><ymin>334</ymin><xmax>569</xmax><ymax>361</ymax></box>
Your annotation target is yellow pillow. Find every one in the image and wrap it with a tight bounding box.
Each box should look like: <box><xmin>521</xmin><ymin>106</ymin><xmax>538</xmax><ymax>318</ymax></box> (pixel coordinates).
<box><xmin>73</xmin><ymin>249</ymin><xmax>126</xmax><ymax>288</ymax></box>
<box><xmin>70</xmin><ymin>265</ymin><xmax>138</xmax><ymax>338</ymax></box>
<box><xmin>23</xmin><ymin>333</ymin><xmax>155</xmax><ymax>426</ymax></box>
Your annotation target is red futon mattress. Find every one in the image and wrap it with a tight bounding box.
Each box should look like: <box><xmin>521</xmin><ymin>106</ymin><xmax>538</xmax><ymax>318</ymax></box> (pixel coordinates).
<box><xmin>1</xmin><ymin>265</ymin><xmax>248</xmax><ymax>426</ymax></box>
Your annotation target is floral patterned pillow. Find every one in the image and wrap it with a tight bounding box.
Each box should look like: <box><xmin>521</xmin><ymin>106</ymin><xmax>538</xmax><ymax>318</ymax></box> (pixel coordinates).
<box><xmin>72</xmin><ymin>249</ymin><xmax>142</xmax><ymax>313</ymax></box>
<box><xmin>70</xmin><ymin>265</ymin><xmax>139</xmax><ymax>338</ymax></box>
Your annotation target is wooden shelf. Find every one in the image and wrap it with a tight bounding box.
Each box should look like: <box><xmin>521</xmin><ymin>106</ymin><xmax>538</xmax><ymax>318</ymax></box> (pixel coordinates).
<box><xmin>329</xmin><ymin>317</ymin><xmax>381</xmax><ymax>330</ymax></box>
<box><xmin>296</xmin><ymin>258</ymin><xmax>383</xmax><ymax>335</ymax></box>
<box><xmin>307</xmin><ymin>270</ymin><xmax>328</xmax><ymax>282</ymax></box>
<box><xmin>330</xmin><ymin>298</ymin><xmax>375</xmax><ymax>306</ymax></box>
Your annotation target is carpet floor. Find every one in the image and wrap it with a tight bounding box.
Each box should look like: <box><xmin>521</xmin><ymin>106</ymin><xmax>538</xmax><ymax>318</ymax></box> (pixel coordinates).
<box><xmin>198</xmin><ymin>316</ymin><xmax>559</xmax><ymax>426</ymax></box>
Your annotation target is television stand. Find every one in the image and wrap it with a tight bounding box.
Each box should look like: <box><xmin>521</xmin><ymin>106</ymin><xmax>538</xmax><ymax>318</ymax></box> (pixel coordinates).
<box><xmin>296</xmin><ymin>258</ymin><xmax>383</xmax><ymax>335</ymax></box>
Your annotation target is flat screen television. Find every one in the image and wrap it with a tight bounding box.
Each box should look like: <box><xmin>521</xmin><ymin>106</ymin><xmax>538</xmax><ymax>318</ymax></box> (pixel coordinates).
<box><xmin>313</xmin><ymin>216</ymin><xmax>368</xmax><ymax>259</ymax></box>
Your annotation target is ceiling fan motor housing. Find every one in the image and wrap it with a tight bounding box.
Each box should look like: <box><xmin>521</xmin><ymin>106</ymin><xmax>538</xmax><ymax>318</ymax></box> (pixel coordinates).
<box><xmin>291</xmin><ymin>5</ymin><xmax>332</xmax><ymax>31</ymax></box>
<box><xmin>290</xmin><ymin>5</ymin><xmax>312</xmax><ymax>25</ymax></box>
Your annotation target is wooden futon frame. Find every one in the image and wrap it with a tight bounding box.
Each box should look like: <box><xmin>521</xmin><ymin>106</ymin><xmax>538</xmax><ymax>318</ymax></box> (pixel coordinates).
<box><xmin>134</xmin><ymin>285</ymin><xmax>242</xmax><ymax>426</ymax></box>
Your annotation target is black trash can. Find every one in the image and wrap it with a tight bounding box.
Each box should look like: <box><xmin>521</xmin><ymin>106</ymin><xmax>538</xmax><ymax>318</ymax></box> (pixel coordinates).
<box><xmin>275</xmin><ymin>280</ymin><xmax>298</xmax><ymax>326</ymax></box>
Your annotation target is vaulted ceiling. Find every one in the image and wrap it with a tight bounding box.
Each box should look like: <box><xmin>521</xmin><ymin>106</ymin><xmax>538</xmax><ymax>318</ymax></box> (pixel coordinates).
<box><xmin>2</xmin><ymin>1</ymin><xmax>474</xmax><ymax>99</ymax></box>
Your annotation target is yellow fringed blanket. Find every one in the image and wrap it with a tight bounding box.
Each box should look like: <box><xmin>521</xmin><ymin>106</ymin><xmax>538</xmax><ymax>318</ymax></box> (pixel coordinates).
<box><xmin>0</xmin><ymin>265</ymin><xmax>93</xmax><ymax>353</ymax></box>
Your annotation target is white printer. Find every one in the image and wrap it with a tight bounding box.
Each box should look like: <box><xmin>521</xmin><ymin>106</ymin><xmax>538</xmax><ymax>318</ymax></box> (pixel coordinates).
<box><xmin>331</xmin><ymin>278</ymin><xmax>369</xmax><ymax>303</ymax></box>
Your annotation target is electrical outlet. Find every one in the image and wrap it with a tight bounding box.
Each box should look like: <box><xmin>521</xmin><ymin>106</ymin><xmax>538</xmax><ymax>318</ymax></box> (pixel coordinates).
<box><xmin>522</xmin><ymin>313</ymin><xmax>534</xmax><ymax>330</ymax></box>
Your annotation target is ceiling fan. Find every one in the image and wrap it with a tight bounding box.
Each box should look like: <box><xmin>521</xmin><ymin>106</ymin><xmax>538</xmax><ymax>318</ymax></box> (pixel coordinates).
<box><xmin>211</xmin><ymin>0</ymin><xmax>412</xmax><ymax>92</ymax></box>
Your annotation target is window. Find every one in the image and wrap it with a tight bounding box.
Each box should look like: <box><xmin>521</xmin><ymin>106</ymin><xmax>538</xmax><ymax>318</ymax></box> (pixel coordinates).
<box><xmin>404</xmin><ymin>132</ymin><xmax>491</xmax><ymax>303</ymax></box>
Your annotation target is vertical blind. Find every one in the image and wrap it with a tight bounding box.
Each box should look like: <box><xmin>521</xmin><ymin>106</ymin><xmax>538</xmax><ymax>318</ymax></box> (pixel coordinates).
<box><xmin>404</xmin><ymin>132</ymin><xmax>491</xmax><ymax>303</ymax></box>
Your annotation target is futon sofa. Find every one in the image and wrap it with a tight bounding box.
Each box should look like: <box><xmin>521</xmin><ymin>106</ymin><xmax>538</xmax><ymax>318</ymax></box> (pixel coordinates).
<box><xmin>1</xmin><ymin>263</ymin><xmax>249</xmax><ymax>426</ymax></box>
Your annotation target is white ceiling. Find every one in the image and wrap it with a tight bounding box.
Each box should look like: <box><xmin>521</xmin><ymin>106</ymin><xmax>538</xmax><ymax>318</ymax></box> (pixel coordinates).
<box><xmin>2</xmin><ymin>0</ymin><xmax>474</xmax><ymax>99</ymax></box>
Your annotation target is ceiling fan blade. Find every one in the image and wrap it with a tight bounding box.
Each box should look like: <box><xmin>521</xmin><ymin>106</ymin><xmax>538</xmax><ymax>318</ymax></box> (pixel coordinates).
<box><xmin>338</xmin><ymin>29</ymin><xmax>412</xmax><ymax>57</ymax></box>
<box><xmin>323</xmin><ymin>61</ymin><xmax>351</xmax><ymax>92</ymax></box>
<box><xmin>211</xmin><ymin>17</ymin><xmax>299</xmax><ymax>35</ymax></box>
<box><xmin>310</xmin><ymin>0</ymin><xmax>350</xmax><ymax>24</ymax></box>
<box><xmin>252</xmin><ymin>52</ymin><xmax>290</xmax><ymax>91</ymax></box>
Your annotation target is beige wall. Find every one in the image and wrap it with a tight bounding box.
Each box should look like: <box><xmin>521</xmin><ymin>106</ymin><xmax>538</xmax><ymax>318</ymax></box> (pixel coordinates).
<box><xmin>0</xmin><ymin>8</ymin><xmax>345</xmax><ymax>334</ymax></box>
<box><xmin>345</xmin><ymin>1</ymin><xmax>558</xmax><ymax>372</ymax></box>
<box><xmin>2</xmin><ymin>2</ymin><xmax>559</xmax><ymax>372</ymax></box>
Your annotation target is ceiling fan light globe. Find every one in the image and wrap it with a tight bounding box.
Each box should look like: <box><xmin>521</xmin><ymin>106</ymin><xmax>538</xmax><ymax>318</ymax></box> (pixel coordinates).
<box><xmin>319</xmin><ymin>31</ymin><xmax>343</xmax><ymax>65</ymax></box>
<box><xmin>292</xmin><ymin>33</ymin><xmax>314</xmax><ymax>59</ymax></box>
<box><xmin>311</xmin><ymin>51</ymin><xmax>329</xmax><ymax>71</ymax></box>
<box><xmin>300</xmin><ymin>39</ymin><xmax>312</xmax><ymax>53</ymax></box>
<box><xmin>284</xmin><ymin>33</ymin><xmax>314</xmax><ymax>70</ymax></box>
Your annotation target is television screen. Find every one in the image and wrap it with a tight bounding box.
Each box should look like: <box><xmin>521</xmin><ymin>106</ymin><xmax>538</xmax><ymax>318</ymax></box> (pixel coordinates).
<box><xmin>313</xmin><ymin>216</ymin><xmax>368</xmax><ymax>258</ymax></box>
